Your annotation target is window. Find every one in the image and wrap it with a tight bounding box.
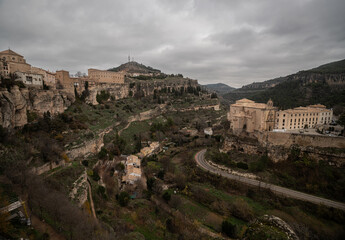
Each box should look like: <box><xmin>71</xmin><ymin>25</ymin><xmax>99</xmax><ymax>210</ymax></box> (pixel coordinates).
<box><xmin>26</xmin><ymin>76</ymin><xmax>33</xmax><ymax>82</ymax></box>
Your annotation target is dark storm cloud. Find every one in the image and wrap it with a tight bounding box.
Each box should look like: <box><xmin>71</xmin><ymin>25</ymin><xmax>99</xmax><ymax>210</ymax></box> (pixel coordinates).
<box><xmin>0</xmin><ymin>0</ymin><xmax>344</xmax><ymax>87</ymax></box>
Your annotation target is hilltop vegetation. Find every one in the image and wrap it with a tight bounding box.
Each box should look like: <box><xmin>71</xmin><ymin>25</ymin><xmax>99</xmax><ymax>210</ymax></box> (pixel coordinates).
<box><xmin>203</xmin><ymin>83</ymin><xmax>236</xmax><ymax>95</ymax></box>
<box><xmin>109</xmin><ymin>61</ymin><xmax>161</xmax><ymax>74</ymax></box>
<box><xmin>223</xmin><ymin>59</ymin><xmax>345</xmax><ymax>114</ymax></box>
<box><xmin>304</xmin><ymin>59</ymin><xmax>345</xmax><ymax>74</ymax></box>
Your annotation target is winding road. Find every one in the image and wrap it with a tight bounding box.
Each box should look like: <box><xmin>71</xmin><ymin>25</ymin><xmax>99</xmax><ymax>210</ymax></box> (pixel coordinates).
<box><xmin>195</xmin><ymin>149</ymin><xmax>345</xmax><ymax>211</ymax></box>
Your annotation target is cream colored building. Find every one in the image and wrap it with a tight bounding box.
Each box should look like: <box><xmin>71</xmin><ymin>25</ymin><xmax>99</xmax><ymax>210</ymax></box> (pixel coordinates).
<box><xmin>275</xmin><ymin>104</ymin><xmax>333</xmax><ymax>130</ymax></box>
<box><xmin>88</xmin><ymin>68</ymin><xmax>124</xmax><ymax>84</ymax></box>
<box><xmin>15</xmin><ymin>71</ymin><xmax>43</xmax><ymax>87</ymax></box>
<box><xmin>228</xmin><ymin>98</ymin><xmax>276</xmax><ymax>134</ymax></box>
<box><xmin>0</xmin><ymin>49</ymin><xmax>31</xmax><ymax>77</ymax></box>
<box><xmin>31</xmin><ymin>67</ymin><xmax>56</xmax><ymax>89</ymax></box>
<box><xmin>122</xmin><ymin>155</ymin><xmax>142</xmax><ymax>184</ymax></box>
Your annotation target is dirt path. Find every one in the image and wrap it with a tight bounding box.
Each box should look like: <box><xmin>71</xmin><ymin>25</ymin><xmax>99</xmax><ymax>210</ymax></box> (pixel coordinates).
<box><xmin>87</xmin><ymin>179</ymin><xmax>97</xmax><ymax>219</ymax></box>
<box><xmin>31</xmin><ymin>215</ymin><xmax>65</xmax><ymax>240</ymax></box>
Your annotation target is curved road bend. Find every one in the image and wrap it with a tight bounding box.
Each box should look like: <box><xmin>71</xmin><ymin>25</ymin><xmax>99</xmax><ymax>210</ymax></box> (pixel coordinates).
<box><xmin>195</xmin><ymin>149</ymin><xmax>345</xmax><ymax>211</ymax></box>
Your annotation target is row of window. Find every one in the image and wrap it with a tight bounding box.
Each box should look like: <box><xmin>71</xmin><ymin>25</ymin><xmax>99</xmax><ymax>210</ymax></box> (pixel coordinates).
<box><xmin>277</xmin><ymin>112</ymin><xmax>330</xmax><ymax>117</ymax></box>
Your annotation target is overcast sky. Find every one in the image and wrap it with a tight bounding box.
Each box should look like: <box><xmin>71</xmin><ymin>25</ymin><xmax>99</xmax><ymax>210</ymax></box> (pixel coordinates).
<box><xmin>0</xmin><ymin>0</ymin><xmax>344</xmax><ymax>88</ymax></box>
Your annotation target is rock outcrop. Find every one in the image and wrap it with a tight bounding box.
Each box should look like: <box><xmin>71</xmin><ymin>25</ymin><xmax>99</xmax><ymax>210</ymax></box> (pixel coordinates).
<box><xmin>223</xmin><ymin>132</ymin><xmax>345</xmax><ymax>165</ymax></box>
<box><xmin>0</xmin><ymin>86</ymin><xmax>74</xmax><ymax>128</ymax></box>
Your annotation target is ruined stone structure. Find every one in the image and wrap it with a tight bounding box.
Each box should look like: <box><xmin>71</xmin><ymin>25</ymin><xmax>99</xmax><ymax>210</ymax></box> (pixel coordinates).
<box><xmin>275</xmin><ymin>104</ymin><xmax>333</xmax><ymax>130</ymax></box>
<box><xmin>229</xmin><ymin>98</ymin><xmax>276</xmax><ymax>134</ymax></box>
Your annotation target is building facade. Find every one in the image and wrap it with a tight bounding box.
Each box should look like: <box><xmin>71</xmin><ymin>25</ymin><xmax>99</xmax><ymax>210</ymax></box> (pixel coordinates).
<box><xmin>275</xmin><ymin>105</ymin><xmax>333</xmax><ymax>130</ymax></box>
<box><xmin>15</xmin><ymin>71</ymin><xmax>43</xmax><ymax>87</ymax></box>
<box><xmin>228</xmin><ymin>98</ymin><xmax>276</xmax><ymax>134</ymax></box>
<box><xmin>88</xmin><ymin>68</ymin><xmax>124</xmax><ymax>84</ymax></box>
<box><xmin>32</xmin><ymin>67</ymin><xmax>56</xmax><ymax>89</ymax></box>
<box><xmin>0</xmin><ymin>49</ymin><xmax>31</xmax><ymax>77</ymax></box>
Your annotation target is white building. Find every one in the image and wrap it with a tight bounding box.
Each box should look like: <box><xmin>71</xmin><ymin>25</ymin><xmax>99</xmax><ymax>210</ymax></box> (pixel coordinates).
<box><xmin>15</xmin><ymin>71</ymin><xmax>43</xmax><ymax>87</ymax></box>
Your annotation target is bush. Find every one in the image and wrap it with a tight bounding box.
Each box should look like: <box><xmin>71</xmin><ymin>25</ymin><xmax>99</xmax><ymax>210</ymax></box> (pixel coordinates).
<box><xmin>98</xmin><ymin>147</ymin><xmax>108</xmax><ymax>160</ymax></box>
<box><xmin>96</xmin><ymin>90</ymin><xmax>110</xmax><ymax>104</ymax></box>
<box><xmin>82</xmin><ymin>160</ymin><xmax>89</xmax><ymax>167</ymax></box>
<box><xmin>249</xmin><ymin>155</ymin><xmax>271</xmax><ymax>172</ymax></box>
<box><xmin>230</xmin><ymin>198</ymin><xmax>254</xmax><ymax>221</ymax></box>
<box><xmin>118</xmin><ymin>191</ymin><xmax>130</xmax><ymax>207</ymax></box>
<box><xmin>162</xmin><ymin>191</ymin><xmax>171</xmax><ymax>202</ymax></box>
<box><xmin>222</xmin><ymin>220</ymin><xmax>236</xmax><ymax>238</ymax></box>
<box><xmin>237</xmin><ymin>162</ymin><xmax>248</xmax><ymax>170</ymax></box>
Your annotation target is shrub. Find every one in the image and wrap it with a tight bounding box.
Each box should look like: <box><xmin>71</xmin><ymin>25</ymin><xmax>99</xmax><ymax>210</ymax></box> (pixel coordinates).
<box><xmin>237</xmin><ymin>162</ymin><xmax>248</xmax><ymax>170</ymax></box>
<box><xmin>82</xmin><ymin>160</ymin><xmax>89</xmax><ymax>167</ymax></box>
<box><xmin>92</xmin><ymin>171</ymin><xmax>100</xmax><ymax>181</ymax></box>
<box><xmin>222</xmin><ymin>220</ymin><xmax>236</xmax><ymax>238</ymax></box>
<box><xmin>98</xmin><ymin>147</ymin><xmax>108</xmax><ymax>160</ymax></box>
<box><xmin>118</xmin><ymin>191</ymin><xmax>130</xmax><ymax>207</ymax></box>
<box><xmin>162</xmin><ymin>191</ymin><xmax>171</xmax><ymax>202</ymax></box>
<box><xmin>96</xmin><ymin>90</ymin><xmax>110</xmax><ymax>104</ymax></box>
<box><xmin>230</xmin><ymin>198</ymin><xmax>254</xmax><ymax>221</ymax></box>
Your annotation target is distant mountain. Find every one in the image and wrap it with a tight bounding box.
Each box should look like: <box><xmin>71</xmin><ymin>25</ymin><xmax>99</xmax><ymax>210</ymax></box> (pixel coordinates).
<box><xmin>108</xmin><ymin>61</ymin><xmax>161</xmax><ymax>74</ymax></box>
<box><xmin>223</xmin><ymin>59</ymin><xmax>345</xmax><ymax>114</ymax></box>
<box><xmin>203</xmin><ymin>83</ymin><xmax>236</xmax><ymax>95</ymax></box>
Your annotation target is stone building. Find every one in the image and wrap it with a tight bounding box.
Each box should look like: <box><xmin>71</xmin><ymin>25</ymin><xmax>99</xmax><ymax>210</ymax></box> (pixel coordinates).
<box><xmin>275</xmin><ymin>104</ymin><xmax>333</xmax><ymax>130</ymax></box>
<box><xmin>31</xmin><ymin>67</ymin><xmax>56</xmax><ymax>89</ymax></box>
<box><xmin>15</xmin><ymin>71</ymin><xmax>43</xmax><ymax>87</ymax></box>
<box><xmin>88</xmin><ymin>68</ymin><xmax>125</xmax><ymax>84</ymax></box>
<box><xmin>55</xmin><ymin>70</ymin><xmax>81</xmax><ymax>91</ymax></box>
<box><xmin>0</xmin><ymin>49</ymin><xmax>31</xmax><ymax>77</ymax></box>
<box><xmin>228</xmin><ymin>98</ymin><xmax>276</xmax><ymax>134</ymax></box>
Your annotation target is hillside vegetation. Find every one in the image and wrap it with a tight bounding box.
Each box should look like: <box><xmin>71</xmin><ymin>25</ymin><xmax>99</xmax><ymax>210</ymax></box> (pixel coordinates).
<box><xmin>223</xmin><ymin>59</ymin><xmax>345</xmax><ymax>114</ymax></box>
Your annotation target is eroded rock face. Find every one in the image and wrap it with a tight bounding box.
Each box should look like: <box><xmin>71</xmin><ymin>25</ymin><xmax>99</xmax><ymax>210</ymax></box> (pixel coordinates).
<box><xmin>0</xmin><ymin>86</ymin><xmax>74</xmax><ymax>128</ymax></box>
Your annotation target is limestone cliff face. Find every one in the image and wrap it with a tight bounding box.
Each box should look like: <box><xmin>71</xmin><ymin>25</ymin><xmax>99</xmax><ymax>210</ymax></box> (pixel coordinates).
<box><xmin>83</xmin><ymin>78</ymin><xmax>199</xmax><ymax>105</ymax></box>
<box><xmin>222</xmin><ymin>132</ymin><xmax>345</xmax><ymax>165</ymax></box>
<box><xmin>0</xmin><ymin>86</ymin><xmax>74</xmax><ymax>128</ymax></box>
<box><xmin>1</xmin><ymin>77</ymin><xmax>200</xmax><ymax>127</ymax></box>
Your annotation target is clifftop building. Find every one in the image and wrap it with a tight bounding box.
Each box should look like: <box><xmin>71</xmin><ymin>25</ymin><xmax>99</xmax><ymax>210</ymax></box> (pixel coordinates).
<box><xmin>275</xmin><ymin>104</ymin><xmax>333</xmax><ymax>130</ymax></box>
<box><xmin>88</xmin><ymin>68</ymin><xmax>124</xmax><ymax>84</ymax></box>
<box><xmin>229</xmin><ymin>98</ymin><xmax>276</xmax><ymax>134</ymax></box>
<box><xmin>0</xmin><ymin>49</ymin><xmax>31</xmax><ymax>76</ymax></box>
<box><xmin>229</xmin><ymin>98</ymin><xmax>334</xmax><ymax>134</ymax></box>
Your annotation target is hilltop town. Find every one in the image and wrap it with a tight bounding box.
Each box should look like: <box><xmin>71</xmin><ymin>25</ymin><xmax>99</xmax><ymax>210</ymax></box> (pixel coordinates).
<box><xmin>0</xmin><ymin>49</ymin><xmax>345</xmax><ymax>240</ymax></box>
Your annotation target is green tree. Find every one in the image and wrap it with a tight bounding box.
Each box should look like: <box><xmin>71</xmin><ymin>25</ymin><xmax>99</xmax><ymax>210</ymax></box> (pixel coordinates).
<box><xmin>118</xmin><ymin>191</ymin><xmax>130</xmax><ymax>207</ymax></box>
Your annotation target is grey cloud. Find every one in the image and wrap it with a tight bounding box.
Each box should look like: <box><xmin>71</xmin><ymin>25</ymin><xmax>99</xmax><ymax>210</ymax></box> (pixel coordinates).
<box><xmin>0</xmin><ymin>0</ymin><xmax>344</xmax><ymax>88</ymax></box>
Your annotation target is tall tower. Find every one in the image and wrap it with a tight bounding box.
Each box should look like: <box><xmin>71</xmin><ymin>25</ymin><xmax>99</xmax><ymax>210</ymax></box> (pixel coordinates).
<box><xmin>128</xmin><ymin>54</ymin><xmax>130</xmax><ymax>63</ymax></box>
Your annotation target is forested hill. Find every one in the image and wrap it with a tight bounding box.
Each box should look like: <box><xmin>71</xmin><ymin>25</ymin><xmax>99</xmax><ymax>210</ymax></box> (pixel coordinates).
<box><xmin>203</xmin><ymin>83</ymin><xmax>236</xmax><ymax>95</ymax></box>
<box><xmin>223</xmin><ymin>59</ymin><xmax>345</xmax><ymax>114</ymax></box>
<box><xmin>108</xmin><ymin>61</ymin><xmax>161</xmax><ymax>74</ymax></box>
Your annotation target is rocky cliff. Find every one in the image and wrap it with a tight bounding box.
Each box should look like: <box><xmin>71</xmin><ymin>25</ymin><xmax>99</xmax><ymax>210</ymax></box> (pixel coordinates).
<box><xmin>0</xmin><ymin>86</ymin><xmax>74</xmax><ymax>128</ymax></box>
<box><xmin>222</xmin><ymin>132</ymin><xmax>345</xmax><ymax>166</ymax></box>
<box><xmin>82</xmin><ymin>77</ymin><xmax>199</xmax><ymax>105</ymax></box>
<box><xmin>1</xmin><ymin>77</ymin><xmax>200</xmax><ymax>128</ymax></box>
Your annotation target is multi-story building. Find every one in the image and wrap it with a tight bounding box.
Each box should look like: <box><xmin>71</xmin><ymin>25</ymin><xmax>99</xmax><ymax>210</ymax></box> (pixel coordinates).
<box><xmin>228</xmin><ymin>98</ymin><xmax>276</xmax><ymax>134</ymax></box>
<box><xmin>275</xmin><ymin>105</ymin><xmax>333</xmax><ymax>130</ymax></box>
<box><xmin>0</xmin><ymin>49</ymin><xmax>31</xmax><ymax>77</ymax></box>
<box><xmin>31</xmin><ymin>67</ymin><xmax>56</xmax><ymax>89</ymax></box>
<box><xmin>88</xmin><ymin>68</ymin><xmax>124</xmax><ymax>84</ymax></box>
<box><xmin>15</xmin><ymin>71</ymin><xmax>43</xmax><ymax>87</ymax></box>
